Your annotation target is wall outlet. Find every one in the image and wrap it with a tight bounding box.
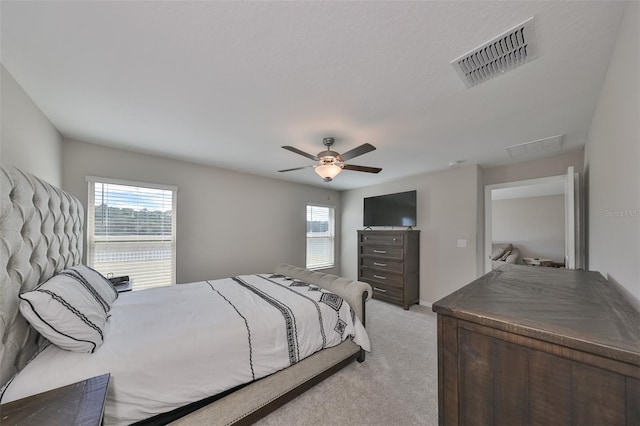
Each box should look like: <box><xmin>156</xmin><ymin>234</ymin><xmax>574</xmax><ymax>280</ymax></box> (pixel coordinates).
<box><xmin>457</xmin><ymin>239</ymin><xmax>467</xmax><ymax>248</ymax></box>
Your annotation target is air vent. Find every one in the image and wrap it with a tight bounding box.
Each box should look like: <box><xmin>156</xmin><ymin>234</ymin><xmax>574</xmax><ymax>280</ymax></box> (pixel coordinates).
<box><xmin>452</xmin><ymin>17</ymin><xmax>538</xmax><ymax>87</ymax></box>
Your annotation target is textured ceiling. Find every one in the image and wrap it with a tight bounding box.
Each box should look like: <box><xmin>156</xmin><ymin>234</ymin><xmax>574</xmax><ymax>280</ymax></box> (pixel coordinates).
<box><xmin>0</xmin><ymin>1</ymin><xmax>626</xmax><ymax>190</ymax></box>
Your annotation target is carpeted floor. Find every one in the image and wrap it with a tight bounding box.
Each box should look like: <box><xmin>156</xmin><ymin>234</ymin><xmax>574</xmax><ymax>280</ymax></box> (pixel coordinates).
<box><xmin>255</xmin><ymin>299</ymin><xmax>439</xmax><ymax>426</ymax></box>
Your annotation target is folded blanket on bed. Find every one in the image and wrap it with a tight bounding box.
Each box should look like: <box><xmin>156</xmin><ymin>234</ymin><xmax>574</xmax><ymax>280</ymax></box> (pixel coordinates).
<box><xmin>1</xmin><ymin>273</ymin><xmax>369</xmax><ymax>425</ymax></box>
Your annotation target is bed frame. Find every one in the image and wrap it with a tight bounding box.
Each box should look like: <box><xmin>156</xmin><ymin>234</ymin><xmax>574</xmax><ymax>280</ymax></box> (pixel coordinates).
<box><xmin>0</xmin><ymin>165</ymin><xmax>371</xmax><ymax>425</ymax></box>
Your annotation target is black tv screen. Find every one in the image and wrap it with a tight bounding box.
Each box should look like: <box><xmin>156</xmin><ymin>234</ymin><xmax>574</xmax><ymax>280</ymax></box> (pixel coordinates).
<box><xmin>363</xmin><ymin>190</ymin><xmax>417</xmax><ymax>227</ymax></box>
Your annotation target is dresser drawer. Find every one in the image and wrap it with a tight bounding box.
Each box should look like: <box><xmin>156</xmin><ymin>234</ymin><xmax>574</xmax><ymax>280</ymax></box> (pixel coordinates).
<box><xmin>371</xmin><ymin>284</ymin><xmax>403</xmax><ymax>303</ymax></box>
<box><xmin>361</xmin><ymin>257</ymin><xmax>404</xmax><ymax>273</ymax></box>
<box><xmin>360</xmin><ymin>268</ymin><xmax>403</xmax><ymax>288</ymax></box>
<box><xmin>360</xmin><ymin>245</ymin><xmax>404</xmax><ymax>259</ymax></box>
<box><xmin>360</xmin><ymin>233</ymin><xmax>404</xmax><ymax>246</ymax></box>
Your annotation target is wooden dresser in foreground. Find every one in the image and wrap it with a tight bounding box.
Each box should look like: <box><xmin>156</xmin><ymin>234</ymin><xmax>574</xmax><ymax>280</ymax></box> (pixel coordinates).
<box><xmin>0</xmin><ymin>374</ymin><xmax>110</xmax><ymax>426</ymax></box>
<box><xmin>432</xmin><ymin>265</ymin><xmax>640</xmax><ymax>426</ymax></box>
<box><xmin>357</xmin><ymin>230</ymin><xmax>420</xmax><ymax>310</ymax></box>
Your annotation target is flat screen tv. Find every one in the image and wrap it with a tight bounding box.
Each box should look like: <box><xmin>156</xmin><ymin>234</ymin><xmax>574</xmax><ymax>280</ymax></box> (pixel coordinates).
<box><xmin>363</xmin><ymin>190</ymin><xmax>417</xmax><ymax>227</ymax></box>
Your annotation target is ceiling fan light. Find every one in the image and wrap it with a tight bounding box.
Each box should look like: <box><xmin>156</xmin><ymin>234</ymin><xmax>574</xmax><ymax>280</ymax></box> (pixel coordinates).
<box><xmin>314</xmin><ymin>164</ymin><xmax>343</xmax><ymax>181</ymax></box>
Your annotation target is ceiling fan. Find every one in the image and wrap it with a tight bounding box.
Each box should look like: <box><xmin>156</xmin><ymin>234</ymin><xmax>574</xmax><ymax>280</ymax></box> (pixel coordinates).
<box><xmin>278</xmin><ymin>137</ymin><xmax>382</xmax><ymax>182</ymax></box>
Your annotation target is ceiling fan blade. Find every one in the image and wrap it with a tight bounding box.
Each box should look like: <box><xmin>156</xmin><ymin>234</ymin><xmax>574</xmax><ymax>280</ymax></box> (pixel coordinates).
<box><xmin>282</xmin><ymin>146</ymin><xmax>318</xmax><ymax>161</ymax></box>
<box><xmin>342</xmin><ymin>164</ymin><xmax>382</xmax><ymax>174</ymax></box>
<box><xmin>339</xmin><ymin>143</ymin><xmax>376</xmax><ymax>161</ymax></box>
<box><xmin>278</xmin><ymin>165</ymin><xmax>314</xmax><ymax>173</ymax></box>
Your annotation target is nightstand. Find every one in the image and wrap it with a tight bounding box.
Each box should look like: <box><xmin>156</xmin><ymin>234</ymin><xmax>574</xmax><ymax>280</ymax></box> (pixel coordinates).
<box><xmin>114</xmin><ymin>280</ymin><xmax>132</xmax><ymax>293</ymax></box>
<box><xmin>0</xmin><ymin>373</ymin><xmax>110</xmax><ymax>426</ymax></box>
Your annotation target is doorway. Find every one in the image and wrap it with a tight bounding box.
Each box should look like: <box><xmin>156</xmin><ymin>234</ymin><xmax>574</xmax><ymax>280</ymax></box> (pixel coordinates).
<box><xmin>484</xmin><ymin>167</ymin><xmax>582</xmax><ymax>273</ymax></box>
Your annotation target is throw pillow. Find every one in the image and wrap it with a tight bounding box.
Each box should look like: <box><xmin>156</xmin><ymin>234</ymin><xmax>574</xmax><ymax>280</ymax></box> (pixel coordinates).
<box><xmin>19</xmin><ymin>273</ymin><xmax>108</xmax><ymax>353</ymax></box>
<box><xmin>499</xmin><ymin>250</ymin><xmax>513</xmax><ymax>261</ymax></box>
<box><xmin>490</xmin><ymin>248</ymin><xmax>506</xmax><ymax>260</ymax></box>
<box><xmin>63</xmin><ymin>265</ymin><xmax>118</xmax><ymax>310</ymax></box>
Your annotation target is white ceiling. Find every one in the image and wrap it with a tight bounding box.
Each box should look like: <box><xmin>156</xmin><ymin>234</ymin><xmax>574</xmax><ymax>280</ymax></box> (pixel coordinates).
<box><xmin>0</xmin><ymin>1</ymin><xmax>626</xmax><ymax>190</ymax></box>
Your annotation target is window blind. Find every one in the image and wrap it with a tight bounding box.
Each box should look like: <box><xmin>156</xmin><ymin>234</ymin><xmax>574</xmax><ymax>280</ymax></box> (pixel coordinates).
<box><xmin>306</xmin><ymin>205</ymin><xmax>335</xmax><ymax>270</ymax></box>
<box><xmin>86</xmin><ymin>178</ymin><xmax>177</xmax><ymax>290</ymax></box>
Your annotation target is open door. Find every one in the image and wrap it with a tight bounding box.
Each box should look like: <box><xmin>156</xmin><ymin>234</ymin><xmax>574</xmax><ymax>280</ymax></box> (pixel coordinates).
<box><xmin>485</xmin><ymin>169</ymin><xmax>583</xmax><ymax>274</ymax></box>
<box><xmin>565</xmin><ymin>166</ymin><xmax>582</xmax><ymax>269</ymax></box>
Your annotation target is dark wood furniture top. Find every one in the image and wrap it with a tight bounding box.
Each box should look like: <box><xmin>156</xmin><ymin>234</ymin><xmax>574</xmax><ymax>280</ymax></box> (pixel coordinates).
<box><xmin>358</xmin><ymin>230</ymin><xmax>420</xmax><ymax>310</ymax></box>
<box><xmin>433</xmin><ymin>265</ymin><xmax>640</xmax><ymax>365</ymax></box>
<box><xmin>433</xmin><ymin>265</ymin><xmax>640</xmax><ymax>426</ymax></box>
<box><xmin>0</xmin><ymin>374</ymin><xmax>110</xmax><ymax>426</ymax></box>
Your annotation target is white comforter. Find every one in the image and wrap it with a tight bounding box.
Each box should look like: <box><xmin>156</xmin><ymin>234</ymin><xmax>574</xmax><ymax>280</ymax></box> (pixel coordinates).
<box><xmin>1</xmin><ymin>274</ymin><xmax>370</xmax><ymax>425</ymax></box>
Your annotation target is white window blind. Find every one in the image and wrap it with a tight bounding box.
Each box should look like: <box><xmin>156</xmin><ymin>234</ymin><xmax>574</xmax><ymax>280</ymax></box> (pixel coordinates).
<box><xmin>86</xmin><ymin>177</ymin><xmax>177</xmax><ymax>290</ymax></box>
<box><xmin>306</xmin><ymin>205</ymin><xmax>335</xmax><ymax>270</ymax></box>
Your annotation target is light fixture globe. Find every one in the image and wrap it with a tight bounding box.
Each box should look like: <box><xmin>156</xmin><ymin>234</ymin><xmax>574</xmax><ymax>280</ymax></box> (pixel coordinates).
<box><xmin>314</xmin><ymin>163</ymin><xmax>343</xmax><ymax>182</ymax></box>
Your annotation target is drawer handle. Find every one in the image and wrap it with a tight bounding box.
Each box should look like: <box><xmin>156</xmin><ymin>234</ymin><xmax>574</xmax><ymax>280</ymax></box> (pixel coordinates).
<box><xmin>373</xmin><ymin>274</ymin><xmax>387</xmax><ymax>280</ymax></box>
<box><xmin>373</xmin><ymin>262</ymin><xmax>387</xmax><ymax>267</ymax></box>
<box><xmin>373</xmin><ymin>250</ymin><xmax>387</xmax><ymax>254</ymax></box>
<box><xmin>393</xmin><ymin>238</ymin><xmax>397</xmax><ymax>241</ymax></box>
<box><xmin>373</xmin><ymin>287</ymin><xmax>387</xmax><ymax>293</ymax></box>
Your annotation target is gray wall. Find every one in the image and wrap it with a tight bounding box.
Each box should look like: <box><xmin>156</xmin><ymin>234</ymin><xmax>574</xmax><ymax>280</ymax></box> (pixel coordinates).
<box><xmin>62</xmin><ymin>139</ymin><xmax>341</xmax><ymax>283</ymax></box>
<box><xmin>584</xmin><ymin>2</ymin><xmax>639</xmax><ymax>310</ymax></box>
<box><xmin>492</xmin><ymin>195</ymin><xmax>565</xmax><ymax>263</ymax></box>
<box><xmin>0</xmin><ymin>65</ymin><xmax>62</xmax><ymax>186</ymax></box>
<box><xmin>483</xmin><ymin>149</ymin><xmax>584</xmax><ymax>186</ymax></box>
<box><xmin>340</xmin><ymin>165</ymin><xmax>480</xmax><ymax>306</ymax></box>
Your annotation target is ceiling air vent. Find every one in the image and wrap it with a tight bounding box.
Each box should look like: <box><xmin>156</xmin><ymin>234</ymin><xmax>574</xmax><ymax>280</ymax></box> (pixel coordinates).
<box><xmin>452</xmin><ymin>17</ymin><xmax>538</xmax><ymax>88</ymax></box>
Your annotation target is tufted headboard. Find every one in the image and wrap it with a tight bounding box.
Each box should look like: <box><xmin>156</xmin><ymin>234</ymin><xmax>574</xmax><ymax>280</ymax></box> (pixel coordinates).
<box><xmin>0</xmin><ymin>166</ymin><xmax>84</xmax><ymax>388</ymax></box>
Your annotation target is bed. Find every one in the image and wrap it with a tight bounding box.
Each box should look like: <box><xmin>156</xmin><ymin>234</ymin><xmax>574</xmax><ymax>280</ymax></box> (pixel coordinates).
<box><xmin>0</xmin><ymin>165</ymin><xmax>372</xmax><ymax>425</ymax></box>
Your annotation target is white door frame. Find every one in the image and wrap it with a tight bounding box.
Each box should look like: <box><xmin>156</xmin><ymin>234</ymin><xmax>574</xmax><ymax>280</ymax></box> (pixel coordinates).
<box><xmin>565</xmin><ymin>167</ymin><xmax>576</xmax><ymax>269</ymax></box>
<box><xmin>565</xmin><ymin>166</ymin><xmax>583</xmax><ymax>270</ymax></box>
<box><xmin>484</xmin><ymin>174</ymin><xmax>569</xmax><ymax>273</ymax></box>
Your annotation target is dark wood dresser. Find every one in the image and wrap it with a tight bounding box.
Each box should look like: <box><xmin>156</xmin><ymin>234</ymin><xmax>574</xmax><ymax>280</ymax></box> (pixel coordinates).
<box><xmin>0</xmin><ymin>374</ymin><xmax>110</xmax><ymax>426</ymax></box>
<box><xmin>432</xmin><ymin>265</ymin><xmax>640</xmax><ymax>426</ymax></box>
<box><xmin>357</xmin><ymin>230</ymin><xmax>420</xmax><ymax>310</ymax></box>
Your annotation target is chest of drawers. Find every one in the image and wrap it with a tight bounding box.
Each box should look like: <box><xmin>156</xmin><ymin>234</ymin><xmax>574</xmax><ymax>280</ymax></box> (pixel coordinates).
<box><xmin>357</xmin><ymin>230</ymin><xmax>420</xmax><ymax>310</ymax></box>
<box><xmin>433</xmin><ymin>266</ymin><xmax>640</xmax><ymax>425</ymax></box>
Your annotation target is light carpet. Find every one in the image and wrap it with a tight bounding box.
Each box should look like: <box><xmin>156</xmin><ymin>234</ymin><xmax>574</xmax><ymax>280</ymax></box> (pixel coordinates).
<box><xmin>254</xmin><ymin>299</ymin><xmax>439</xmax><ymax>426</ymax></box>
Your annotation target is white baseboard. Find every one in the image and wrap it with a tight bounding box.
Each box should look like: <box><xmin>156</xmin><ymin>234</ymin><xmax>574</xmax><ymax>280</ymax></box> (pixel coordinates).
<box><xmin>419</xmin><ymin>299</ymin><xmax>433</xmax><ymax>308</ymax></box>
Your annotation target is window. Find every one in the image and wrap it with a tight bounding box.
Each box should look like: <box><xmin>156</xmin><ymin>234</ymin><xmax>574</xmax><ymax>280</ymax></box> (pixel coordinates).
<box><xmin>306</xmin><ymin>205</ymin><xmax>335</xmax><ymax>270</ymax></box>
<box><xmin>86</xmin><ymin>177</ymin><xmax>177</xmax><ymax>290</ymax></box>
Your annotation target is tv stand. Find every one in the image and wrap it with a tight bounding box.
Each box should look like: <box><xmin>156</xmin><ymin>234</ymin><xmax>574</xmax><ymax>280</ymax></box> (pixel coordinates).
<box><xmin>357</xmin><ymin>230</ymin><xmax>420</xmax><ymax>310</ymax></box>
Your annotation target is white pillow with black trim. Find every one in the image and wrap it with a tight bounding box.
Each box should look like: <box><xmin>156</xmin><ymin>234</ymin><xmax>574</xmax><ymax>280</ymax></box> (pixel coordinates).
<box><xmin>62</xmin><ymin>264</ymin><xmax>118</xmax><ymax>310</ymax></box>
<box><xmin>19</xmin><ymin>273</ymin><xmax>108</xmax><ymax>353</ymax></box>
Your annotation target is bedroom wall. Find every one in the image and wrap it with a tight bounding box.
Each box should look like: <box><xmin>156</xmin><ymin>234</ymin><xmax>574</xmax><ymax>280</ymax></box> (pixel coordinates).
<box><xmin>340</xmin><ymin>164</ymin><xmax>480</xmax><ymax>307</ymax></box>
<box><xmin>62</xmin><ymin>139</ymin><xmax>341</xmax><ymax>283</ymax></box>
<box><xmin>584</xmin><ymin>2</ymin><xmax>639</xmax><ymax>311</ymax></box>
<box><xmin>0</xmin><ymin>65</ymin><xmax>63</xmax><ymax>186</ymax></box>
<box><xmin>492</xmin><ymin>195</ymin><xmax>565</xmax><ymax>263</ymax></box>
<box><xmin>482</xmin><ymin>148</ymin><xmax>584</xmax><ymax>186</ymax></box>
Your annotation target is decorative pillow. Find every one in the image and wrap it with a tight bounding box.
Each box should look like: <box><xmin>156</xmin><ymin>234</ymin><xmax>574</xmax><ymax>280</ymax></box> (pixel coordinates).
<box><xmin>491</xmin><ymin>244</ymin><xmax>513</xmax><ymax>260</ymax></box>
<box><xmin>62</xmin><ymin>265</ymin><xmax>118</xmax><ymax>310</ymax></box>
<box><xmin>499</xmin><ymin>250</ymin><xmax>512</xmax><ymax>261</ymax></box>
<box><xmin>490</xmin><ymin>248</ymin><xmax>506</xmax><ymax>260</ymax></box>
<box><xmin>19</xmin><ymin>273</ymin><xmax>108</xmax><ymax>353</ymax></box>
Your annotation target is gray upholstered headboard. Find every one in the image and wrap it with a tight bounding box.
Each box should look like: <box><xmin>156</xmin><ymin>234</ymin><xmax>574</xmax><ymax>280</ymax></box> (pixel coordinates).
<box><xmin>0</xmin><ymin>166</ymin><xmax>84</xmax><ymax>388</ymax></box>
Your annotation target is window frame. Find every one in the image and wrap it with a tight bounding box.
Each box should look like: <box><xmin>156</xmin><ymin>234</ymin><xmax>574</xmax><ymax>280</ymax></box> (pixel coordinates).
<box><xmin>85</xmin><ymin>176</ymin><xmax>178</xmax><ymax>290</ymax></box>
<box><xmin>305</xmin><ymin>204</ymin><xmax>336</xmax><ymax>270</ymax></box>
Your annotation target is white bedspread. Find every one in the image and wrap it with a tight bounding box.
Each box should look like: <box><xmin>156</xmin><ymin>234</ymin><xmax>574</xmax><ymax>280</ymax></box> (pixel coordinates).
<box><xmin>1</xmin><ymin>274</ymin><xmax>370</xmax><ymax>425</ymax></box>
